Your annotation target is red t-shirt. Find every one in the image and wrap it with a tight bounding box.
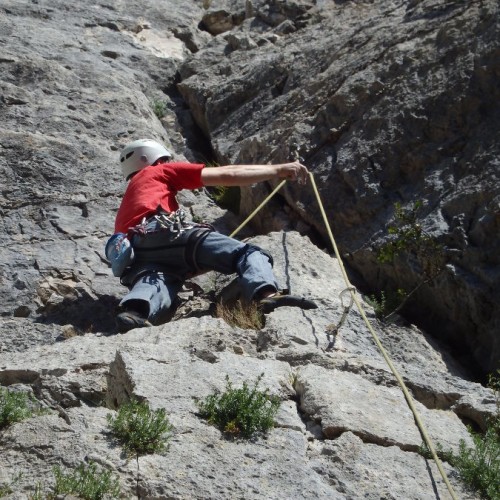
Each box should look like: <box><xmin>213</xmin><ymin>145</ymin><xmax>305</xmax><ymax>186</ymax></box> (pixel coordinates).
<box><xmin>114</xmin><ymin>162</ymin><xmax>205</xmax><ymax>233</ymax></box>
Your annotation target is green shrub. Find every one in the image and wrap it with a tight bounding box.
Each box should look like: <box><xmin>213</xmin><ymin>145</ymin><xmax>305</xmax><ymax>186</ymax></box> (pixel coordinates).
<box><xmin>450</xmin><ymin>370</ymin><xmax>500</xmax><ymax>499</ymax></box>
<box><xmin>452</xmin><ymin>419</ymin><xmax>500</xmax><ymax>500</ymax></box>
<box><xmin>367</xmin><ymin>289</ymin><xmax>407</xmax><ymax>320</ymax></box>
<box><xmin>489</xmin><ymin>369</ymin><xmax>500</xmax><ymax>413</ymax></box>
<box><xmin>420</xmin><ymin>370</ymin><xmax>500</xmax><ymax>499</ymax></box>
<box><xmin>52</xmin><ymin>461</ymin><xmax>120</xmax><ymax>500</ymax></box>
<box><xmin>150</xmin><ymin>98</ymin><xmax>167</xmax><ymax>119</ymax></box>
<box><xmin>0</xmin><ymin>473</ymin><xmax>21</xmax><ymax>498</ymax></box>
<box><xmin>210</xmin><ymin>185</ymin><xmax>240</xmax><ymax>213</ymax></box>
<box><xmin>107</xmin><ymin>399</ymin><xmax>173</xmax><ymax>456</ymax></box>
<box><xmin>29</xmin><ymin>482</ymin><xmax>44</xmax><ymax>500</ymax></box>
<box><xmin>203</xmin><ymin>162</ymin><xmax>241</xmax><ymax>214</ymax></box>
<box><xmin>372</xmin><ymin>200</ymin><xmax>446</xmax><ymax>320</ymax></box>
<box><xmin>378</xmin><ymin>201</ymin><xmax>445</xmax><ymax>280</ymax></box>
<box><xmin>0</xmin><ymin>388</ymin><xmax>38</xmax><ymax>429</ymax></box>
<box><xmin>197</xmin><ymin>374</ymin><xmax>281</xmax><ymax>438</ymax></box>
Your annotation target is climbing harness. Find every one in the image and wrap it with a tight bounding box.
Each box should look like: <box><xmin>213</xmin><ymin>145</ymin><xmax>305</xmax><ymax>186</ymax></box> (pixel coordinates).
<box><xmin>152</xmin><ymin>208</ymin><xmax>196</xmax><ymax>235</ymax></box>
<box><xmin>127</xmin><ymin>208</ymin><xmax>200</xmax><ymax>238</ymax></box>
<box><xmin>128</xmin><ymin>209</ymin><xmax>214</xmax><ymax>278</ymax></box>
<box><xmin>231</xmin><ymin>172</ymin><xmax>458</xmax><ymax>500</ymax></box>
<box><xmin>105</xmin><ymin>209</ymin><xmax>194</xmax><ymax>278</ymax></box>
<box><xmin>106</xmin><ymin>208</ymin><xmax>214</xmax><ymax>282</ymax></box>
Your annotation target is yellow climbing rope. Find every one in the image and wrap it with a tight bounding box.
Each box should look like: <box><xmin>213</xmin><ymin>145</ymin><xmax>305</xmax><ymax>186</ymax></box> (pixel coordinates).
<box><xmin>229</xmin><ymin>179</ymin><xmax>287</xmax><ymax>239</ymax></box>
<box><xmin>230</xmin><ymin>173</ymin><xmax>458</xmax><ymax>500</ymax></box>
<box><xmin>308</xmin><ymin>172</ymin><xmax>458</xmax><ymax>500</ymax></box>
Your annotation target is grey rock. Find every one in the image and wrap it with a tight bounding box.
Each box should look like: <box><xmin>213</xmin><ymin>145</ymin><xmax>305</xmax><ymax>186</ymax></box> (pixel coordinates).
<box><xmin>295</xmin><ymin>364</ymin><xmax>472</xmax><ymax>453</ymax></box>
<box><xmin>0</xmin><ymin>0</ymin><xmax>495</xmax><ymax>498</ymax></box>
<box><xmin>177</xmin><ymin>0</ymin><xmax>500</xmax><ymax>374</ymax></box>
<box><xmin>0</xmin><ymin>232</ymin><xmax>491</xmax><ymax>499</ymax></box>
<box><xmin>309</xmin><ymin>431</ymin><xmax>478</xmax><ymax>500</ymax></box>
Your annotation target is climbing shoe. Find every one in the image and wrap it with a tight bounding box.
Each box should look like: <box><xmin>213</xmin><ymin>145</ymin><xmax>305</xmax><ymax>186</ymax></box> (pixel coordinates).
<box><xmin>259</xmin><ymin>291</ymin><xmax>318</xmax><ymax>314</ymax></box>
<box><xmin>116</xmin><ymin>310</ymin><xmax>152</xmax><ymax>333</ymax></box>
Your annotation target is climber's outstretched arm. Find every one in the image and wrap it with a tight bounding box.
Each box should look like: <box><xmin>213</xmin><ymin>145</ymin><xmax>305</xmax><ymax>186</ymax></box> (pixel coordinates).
<box><xmin>201</xmin><ymin>161</ymin><xmax>309</xmax><ymax>187</ymax></box>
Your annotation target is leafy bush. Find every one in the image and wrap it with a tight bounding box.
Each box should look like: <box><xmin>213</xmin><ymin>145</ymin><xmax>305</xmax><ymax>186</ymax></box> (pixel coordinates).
<box><xmin>203</xmin><ymin>162</ymin><xmax>241</xmax><ymax>214</ymax></box>
<box><xmin>150</xmin><ymin>98</ymin><xmax>167</xmax><ymax>119</ymax></box>
<box><xmin>197</xmin><ymin>374</ymin><xmax>281</xmax><ymax>438</ymax></box>
<box><xmin>29</xmin><ymin>482</ymin><xmax>44</xmax><ymax>500</ymax></box>
<box><xmin>367</xmin><ymin>289</ymin><xmax>407</xmax><ymax>320</ymax></box>
<box><xmin>450</xmin><ymin>370</ymin><xmax>500</xmax><ymax>499</ymax></box>
<box><xmin>0</xmin><ymin>473</ymin><xmax>21</xmax><ymax>498</ymax></box>
<box><xmin>452</xmin><ymin>421</ymin><xmax>499</xmax><ymax>499</ymax></box>
<box><xmin>420</xmin><ymin>370</ymin><xmax>500</xmax><ymax>499</ymax></box>
<box><xmin>378</xmin><ymin>201</ymin><xmax>445</xmax><ymax>279</ymax></box>
<box><xmin>0</xmin><ymin>388</ymin><xmax>38</xmax><ymax>429</ymax></box>
<box><xmin>210</xmin><ymin>185</ymin><xmax>241</xmax><ymax>214</ymax></box>
<box><xmin>107</xmin><ymin>399</ymin><xmax>173</xmax><ymax>456</ymax></box>
<box><xmin>52</xmin><ymin>461</ymin><xmax>120</xmax><ymax>500</ymax></box>
<box><xmin>371</xmin><ymin>200</ymin><xmax>446</xmax><ymax>320</ymax></box>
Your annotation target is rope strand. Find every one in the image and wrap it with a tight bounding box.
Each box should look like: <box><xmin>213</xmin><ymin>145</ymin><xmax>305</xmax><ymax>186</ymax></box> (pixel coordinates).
<box><xmin>308</xmin><ymin>172</ymin><xmax>458</xmax><ymax>500</ymax></box>
<box><xmin>229</xmin><ymin>180</ymin><xmax>287</xmax><ymax>238</ymax></box>
<box><xmin>227</xmin><ymin>172</ymin><xmax>458</xmax><ymax>499</ymax></box>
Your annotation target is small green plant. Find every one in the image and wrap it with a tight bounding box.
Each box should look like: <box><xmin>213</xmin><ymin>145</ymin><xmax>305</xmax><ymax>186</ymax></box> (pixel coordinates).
<box><xmin>29</xmin><ymin>482</ymin><xmax>44</xmax><ymax>500</ymax></box>
<box><xmin>367</xmin><ymin>289</ymin><xmax>407</xmax><ymax>319</ymax></box>
<box><xmin>0</xmin><ymin>473</ymin><xmax>21</xmax><ymax>498</ymax></box>
<box><xmin>489</xmin><ymin>369</ymin><xmax>500</xmax><ymax>413</ymax></box>
<box><xmin>378</xmin><ymin>201</ymin><xmax>445</xmax><ymax>278</ymax></box>
<box><xmin>204</xmin><ymin>162</ymin><xmax>241</xmax><ymax>213</ymax></box>
<box><xmin>0</xmin><ymin>388</ymin><xmax>39</xmax><ymax>429</ymax></box>
<box><xmin>197</xmin><ymin>373</ymin><xmax>281</xmax><ymax>438</ymax></box>
<box><xmin>52</xmin><ymin>461</ymin><xmax>121</xmax><ymax>500</ymax></box>
<box><xmin>419</xmin><ymin>370</ymin><xmax>500</xmax><ymax>499</ymax></box>
<box><xmin>452</xmin><ymin>422</ymin><xmax>500</xmax><ymax>499</ymax></box>
<box><xmin>449</xmin><ymin>369</ymin><xmax>499</xmax><ymax>499</ymax></box>
<box><xmin>151</xmin><ymin>98</ymin><xmax>167</xmax><ymax>119</ymax></box>
<box><xmin>210</xmin><ymin>185</ymin><xmax>241</xmax><ymax>214</ymax></box>
<box><xmin>107</xmin><ymin>399</ymin><xmax>173</xmax><ymax>456</ymax></box>
<box><xmin>216</xmin><ymin>299</ymin><xmax>264</xmax><ymax>330</ymax></box>
<box><xmin>373</xmin><ymin>200</ymin><xmax>446</xmax><ymax>320</ymax></box>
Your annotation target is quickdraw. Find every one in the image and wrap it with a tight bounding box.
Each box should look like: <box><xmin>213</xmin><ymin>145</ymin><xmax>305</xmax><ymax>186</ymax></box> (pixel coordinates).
<box><xmin>325</xmin><ymin>287</ymin><xmax>355</xmax><ymax>350</ymax></box>
<box><xmin>128</xmin><ymin>208</ymin><xmax>195</xmax><ymax>239</ymax></box>
<box><xmin>153</xmin><ymin>208</ymin><xmax>192</xmax><ymax>235</ymax></box>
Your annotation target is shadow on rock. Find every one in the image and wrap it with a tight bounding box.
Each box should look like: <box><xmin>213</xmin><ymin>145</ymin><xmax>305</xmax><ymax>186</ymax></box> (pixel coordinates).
<box><xmin>36</xmin><ymin>290</ymin><xmax>121</xmax><ymax>336</ymax></box>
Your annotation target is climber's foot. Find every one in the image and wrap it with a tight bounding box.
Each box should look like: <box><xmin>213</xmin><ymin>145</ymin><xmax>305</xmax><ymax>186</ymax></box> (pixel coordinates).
<box><xmin>116</xmin><ymin>309</ymin><xmax>151</xmax><ymax>333</ymax></box>
<box><xmin>259</xmin><ymin>291</ymin><xmax>318</xmax><ymax>314</ymax></box>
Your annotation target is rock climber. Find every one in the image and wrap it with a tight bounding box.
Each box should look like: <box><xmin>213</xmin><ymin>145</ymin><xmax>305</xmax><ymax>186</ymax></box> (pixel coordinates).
<box><xmin>106</xmin><ymin>138</ymin><xmax>317</xmax><ymax>332</ymax></box>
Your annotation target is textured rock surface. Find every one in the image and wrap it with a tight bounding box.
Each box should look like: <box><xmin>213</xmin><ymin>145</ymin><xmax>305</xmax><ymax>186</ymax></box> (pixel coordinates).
<box><xmin>1</xmin><ymin>2</ymin><xmax>498</xmax><ymax>366</ymax></box>
<box><xmin>177</xmin><ymin>0</ymin><xmax>500</xmax><ymax>374</ymax></box>
<box><xmin>0</xmin><ymin>0</ymin><xmax>497</xmax><ymax>498</ymax></box>
<box><xmin>0</xmin><ymin>232</ymin><xmax>491</xmax><ymax>499</ymax></box>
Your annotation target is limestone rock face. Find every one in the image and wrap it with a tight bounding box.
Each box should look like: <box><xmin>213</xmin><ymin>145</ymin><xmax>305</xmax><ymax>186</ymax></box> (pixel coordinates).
<box><xmin>0</xmin><ymin>0</ymin><xmax>497</xmax><ymax>498</ymax></box>
<box><xmin>0</xmin><ymin>232</ymin><xmax>491</xmax><ymax>499</ymax></box>
<box><xmin>177</xmin><ymin>0</ymin><xmax>500</xmax><ymax>374</ymax></box>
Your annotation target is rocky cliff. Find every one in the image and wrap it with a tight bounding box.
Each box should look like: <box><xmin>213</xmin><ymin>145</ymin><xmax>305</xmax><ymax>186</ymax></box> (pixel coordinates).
<box><xmin>177</xmin><ymin>0</ymin><xmax>500</xmax><ymax>375</ymax></box>
<box><xmin>0</xmin><ymin>0</ymin><xmax>498</xmax><ymax>498</ymax></box>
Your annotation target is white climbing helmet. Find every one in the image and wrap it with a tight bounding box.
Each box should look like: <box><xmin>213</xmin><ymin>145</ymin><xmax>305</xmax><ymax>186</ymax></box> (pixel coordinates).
<box><xmin>119</xmin><ymin>139</ymin><xmax>172</xmax><ymax>180</ymax></box>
